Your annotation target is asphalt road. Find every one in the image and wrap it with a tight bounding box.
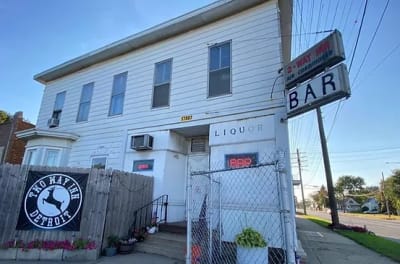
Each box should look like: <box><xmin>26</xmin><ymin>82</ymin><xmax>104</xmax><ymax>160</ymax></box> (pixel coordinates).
<box><xmin>309</xmin><ymin>211</ymin><xmax>400</xmax><ymax>243</ymax></box>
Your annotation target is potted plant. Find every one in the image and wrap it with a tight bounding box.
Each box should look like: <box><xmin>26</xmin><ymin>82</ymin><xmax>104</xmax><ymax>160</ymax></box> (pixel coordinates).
<box><xmin>104</xmin><ymin>235</ymin><xmax>119</xmax><ymax>256</ymax></box>
<box><xmin>118</xmin><ymin>237</ymin><xmax>136</xmax><ymax>254</ymax></box>
<box><xmin>235</xmin><ymin>227</ymin><xmax>268</xmax><ymax>264</ymax></box>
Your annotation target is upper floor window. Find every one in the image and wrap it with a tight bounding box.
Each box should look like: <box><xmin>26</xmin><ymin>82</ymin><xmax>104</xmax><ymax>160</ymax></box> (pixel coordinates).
<box><xmin>48</xmin><ymin>91</ymin><xmax>66</xmax><ymax>127</ymax></box>
<box><xmin>77</xmin><ymin>82</ymin><xmax>94</xmax><ymax>122</ymax></box>
<box><xmin>208</xmin><ymin>41</ymin><xmax>231</xmax><ymax>97</ymax></box>
<box><xmin>109</xmin><ymin>72</ymin><xmax>127</xmax><ymax>116</ymax></box>
<box><xmin>152</xmin><ymin>59</ymin><xmax>172</xmax><ymax>108</ymax></box>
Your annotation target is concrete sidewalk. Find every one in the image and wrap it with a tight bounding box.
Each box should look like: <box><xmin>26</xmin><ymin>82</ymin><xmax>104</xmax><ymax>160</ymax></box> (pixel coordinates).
<box><xmin>0</xmin><ymin>253</ymin><xmax>184</xmax><ymax>264</ymax></box>
<box><xmin>296</xmin><ymin>215</ymin><xmax>398</xmax><ymax>264</ymax></box>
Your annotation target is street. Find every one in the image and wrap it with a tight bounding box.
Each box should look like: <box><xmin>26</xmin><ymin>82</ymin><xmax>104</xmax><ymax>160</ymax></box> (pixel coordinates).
<box><xmin>309</xmin><ymin>211</ymin><xmax>400</xmax><ymax>243</ymax></box>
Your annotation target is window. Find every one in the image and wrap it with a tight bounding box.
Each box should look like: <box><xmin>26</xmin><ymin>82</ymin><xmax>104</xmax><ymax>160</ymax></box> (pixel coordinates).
<box><xmin>0</xmin><ymin>146</ymin><xmax>4</xmax><ymax>163</ymax></box>
<box><xmin>209</xmin><ymin>42</ymin><xmax>231</xmax><ymax>97</ymax></box>
<box><xmin>77</xmin><ymin>82</ymin><xmax>94</xmax><ymax>122</ymax></box>
<box><xmin>91</xmin><ymin>157</ymin><xmax>107</xmax><ymax>169</ymax></box>
<box><xmin>43</xmin><ymin>149</ymin><xmax>60</xmax><ymax>167</ymax></box>
<box><xmin>109</xmin><ymin>72</ymin><xmax>127</xmax><ymax>116</ymax></box>
<box><xmin>51</xmin><ymin>91</ymin><xmax>66</xmax><ymax>122</ymax></box>
<box><xmin>24</xmin><ymin>149</ymin><xmax>37</xmax><ymax>165</ymax></box>
<box><xmin>152</xmin><ymin>59</ymin><xmax>172</xmax><ymax>108</ymax></box>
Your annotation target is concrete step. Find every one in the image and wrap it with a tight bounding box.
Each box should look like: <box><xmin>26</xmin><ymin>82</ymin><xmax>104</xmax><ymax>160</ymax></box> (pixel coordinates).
<box><xmin>134</xmin><ymin>232</ymin><xmax>187</xmax><ymax>261</ymax></box>
<box><xmin>159</xmin><ymin>221</ymin><xmax>187</xmax><ymax>234</ymax></box>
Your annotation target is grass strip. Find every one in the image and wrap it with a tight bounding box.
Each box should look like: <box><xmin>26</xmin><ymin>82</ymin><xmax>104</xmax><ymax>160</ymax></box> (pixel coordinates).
<box><xmin>304</xmin><ymin>215</ymin><xmax>400</xmax><ymax>262</ymax></box>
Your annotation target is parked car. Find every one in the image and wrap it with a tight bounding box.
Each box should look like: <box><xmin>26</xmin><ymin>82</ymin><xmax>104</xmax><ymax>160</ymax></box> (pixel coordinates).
<box><xmin>363</xmin><ymin>209</ymin><xmax>379</xmax><ymax>214</ymax></box>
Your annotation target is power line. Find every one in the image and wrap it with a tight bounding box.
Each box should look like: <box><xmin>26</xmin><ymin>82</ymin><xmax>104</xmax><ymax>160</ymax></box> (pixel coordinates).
<box><xmin>349</xmin><ymin>0</ymin><xmax>369</xmax><ymax>72</ymax></box>
<box><xmin>351</xmin><ymin>0</ymin><xmax>390</xmax><ymax>87</ymax></box>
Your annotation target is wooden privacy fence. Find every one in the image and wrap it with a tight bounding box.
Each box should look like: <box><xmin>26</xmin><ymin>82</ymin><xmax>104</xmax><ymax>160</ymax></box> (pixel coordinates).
<box><xmin>0</xmin><ymin>164</ymin><xmax>154</xmax><ymax>255</ymax></box>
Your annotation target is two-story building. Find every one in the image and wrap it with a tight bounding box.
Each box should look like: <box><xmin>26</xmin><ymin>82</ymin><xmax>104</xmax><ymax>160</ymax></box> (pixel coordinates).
<box><xmin>17</xmin><ymin>0</ymin><xmax>295</xmax><ymax>261</ymax></box>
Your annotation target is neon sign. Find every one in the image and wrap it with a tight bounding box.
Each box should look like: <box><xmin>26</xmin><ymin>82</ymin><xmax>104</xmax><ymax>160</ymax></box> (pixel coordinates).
<box><xmin>225</xmin><ymin>153</ymin><xmax>258</xmax><ymax>169</ymax></box>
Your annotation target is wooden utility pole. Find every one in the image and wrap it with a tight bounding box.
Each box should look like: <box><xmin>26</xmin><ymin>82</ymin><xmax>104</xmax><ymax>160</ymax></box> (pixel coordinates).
<box><xmin>316</xmin><ymin>107</ymin><xmax>340</xmax><ymax>227</ymax></box>
<box><xmin>297</xmin><ymin>148</ymin><xmax>307</xmax><ymax>215</ymax></box>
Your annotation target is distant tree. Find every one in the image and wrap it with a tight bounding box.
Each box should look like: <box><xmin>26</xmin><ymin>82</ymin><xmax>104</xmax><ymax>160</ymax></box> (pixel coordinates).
<box><xmin>335</xmin><ymin>175</ymin><xmax>366</xmax><ymax>194</ymax></box>
<box><xmin>384</xmin><ymin>169</ymin><xmax>400</xmax><ymax>215</ymax></box>
<box><xmin>0</xmin><ymin>110</ymin><xmax>9</xmax><ymax>124</ymax></box>
<box><xmin>310</xmin><ymin>185</ymin><xmax>329</xmax><ymax>210</ymax></box>
<box><xmin>335</xmin><ymin>175</ymin><xmax>369</xmax><ymax>205</ymax></box>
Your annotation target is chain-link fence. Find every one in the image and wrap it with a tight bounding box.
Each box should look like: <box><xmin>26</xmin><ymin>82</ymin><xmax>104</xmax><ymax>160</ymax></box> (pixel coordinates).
<box><xmin>187</xmin><ymin>154</ymin><xmax>289</xmax><ymax>264</ymax></box>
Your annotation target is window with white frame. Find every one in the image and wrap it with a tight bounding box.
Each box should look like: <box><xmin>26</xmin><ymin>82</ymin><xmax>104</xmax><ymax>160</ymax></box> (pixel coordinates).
<box><xmin>24</xmin><ymin>149</ymin><xmax>38</xmax><ymax>165</ymax></box>
<box><xmin>109</xmin><ymin>72</ymin><xmax>127</xmax><ymax>116</ymax></box>
<box><xmin>91</xmin><ymin>157</ymin><xmax>107</xmax><ymax>169</ymax></box>
<box><xmin>208</xmin><ymin>41</ymin><xmax>231</xmax><ymax>97</ymax></box>
<box><xmin>77</xmin><ymin>82</ymin><xmax>94</xmax><ymax>122</ymax></box>
<box><xmin>50</xmin><ymin>91</ymin><xmax>66</xmax><ymax>127</ymax></box>
<box><xmin>43</xmin><ymin>149</ymin><xmax>60</xmax><ymax>167</ymax></box>
<box><xmin>152</xmin><ymin>59</ymin><xmax>172</xmax><ymax>108</ymax></box>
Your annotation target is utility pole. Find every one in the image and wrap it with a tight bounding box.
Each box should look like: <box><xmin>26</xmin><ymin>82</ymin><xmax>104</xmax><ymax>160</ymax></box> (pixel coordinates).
<box><xmin>381</xmin><ymin>172</ymin><xmax>391</xmax><ymax>217</ymax></box>
<box><xmin>296</xmin><ymin>148</ymin><xmax>307</xmax><ymax>215</ymax></box>
<box><xmin>316</xmin><ymin>107</ymin><xmax>340</xmax><ymax>227</ymax></box>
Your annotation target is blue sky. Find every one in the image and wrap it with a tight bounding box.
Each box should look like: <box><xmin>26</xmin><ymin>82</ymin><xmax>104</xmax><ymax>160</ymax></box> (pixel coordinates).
<box><xmin>1</xmin><ymin>0</ymin><xmax>399</xmax><ymax>192</ymax></box>
<box><xmin>289</xmin><ymin>0</ymin><xmax>400</xmax><ymax>197</ymax></box>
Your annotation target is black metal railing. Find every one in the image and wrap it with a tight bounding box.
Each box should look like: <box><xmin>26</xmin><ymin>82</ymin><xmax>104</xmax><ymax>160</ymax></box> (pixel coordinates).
<box><xmin>129</xmin><ymin>194</ymin><xmax>168</xmax><ymax>237</ymax></box>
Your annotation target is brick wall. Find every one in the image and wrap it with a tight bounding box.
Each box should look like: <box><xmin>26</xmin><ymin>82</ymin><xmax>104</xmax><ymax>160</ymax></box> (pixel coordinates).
<box><xmin>0</xmin><ymin>112</ymin><xmax>34</xmax><ymax>164</ymax></box>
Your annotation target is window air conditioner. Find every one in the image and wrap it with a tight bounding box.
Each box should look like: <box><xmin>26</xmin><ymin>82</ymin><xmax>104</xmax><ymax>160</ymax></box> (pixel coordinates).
<box><xmin>47</xmin><ymin>118</ymin><xmax>60</xmax><ymax>128</ymax></box>
<box><xmin>131</xmin><ymin>134</ymin><xmax>153</xmax><ymax>150</ymax></box>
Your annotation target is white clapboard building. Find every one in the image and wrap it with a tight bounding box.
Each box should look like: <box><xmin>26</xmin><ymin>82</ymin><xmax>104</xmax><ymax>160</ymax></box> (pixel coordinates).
<box><xmin>18</xmin><ymin>0</ymin><xmax>296</xmax><ymax>260</ymax></box>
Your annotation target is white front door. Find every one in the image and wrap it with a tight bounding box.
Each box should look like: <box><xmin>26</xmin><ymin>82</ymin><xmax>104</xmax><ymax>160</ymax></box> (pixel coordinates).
<box><xmin>187</xmin><ymin>153</ymin><xmax>210</xmax><ymax>221</ymax></box>
<box><xmin>186</xmin><ymin>137</ymin><xmax>210</xmax><ymax>221</ymax></box>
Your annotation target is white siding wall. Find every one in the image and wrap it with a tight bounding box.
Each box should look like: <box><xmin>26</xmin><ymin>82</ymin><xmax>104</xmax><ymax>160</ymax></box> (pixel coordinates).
<box><xmin>36</xmin><ymin>2</ymin><xmax>284</xmax><ymax>169</ymax></box>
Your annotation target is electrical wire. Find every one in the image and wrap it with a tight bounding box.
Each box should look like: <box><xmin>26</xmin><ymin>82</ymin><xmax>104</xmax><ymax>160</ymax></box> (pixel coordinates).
<box><xmin>351</xmin><ymin>0</ymin><xmax>390</xmax><ymax>87</ymax></box>
<box><xmin>348</xmin><ymin>0</ymin><xmax>369</xmax><ymax>72</ymax></box>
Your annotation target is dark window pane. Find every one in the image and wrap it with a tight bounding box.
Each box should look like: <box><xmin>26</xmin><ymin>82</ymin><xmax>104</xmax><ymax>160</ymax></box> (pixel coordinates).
<box><xmin>77</xmin><ymin>102</ymin><xmax>90</xmax><ymax>122</ymax></box>
<box><xmin>153</xmin><ymin>84</ymin><xmax>170</xmax><ymax>108</ymax></box>
<box><xmin>54</xmin><ymin>91</ymin><xmax>66</xmax><ymax>110</ymax></box>
<box><xmin>155</xmin><ymin>60</ymin><xmax>172</xmax><ymax>84</ymax></box>
<box><xmin>109</xmin><ymin>72</ymin><xmax>127</xmax><ymax>116</ymax></box>
<box><xmin>220</xmin><ymin>43</ymin><xmax>231</xmax><ymax>68</ymax></box>
<box><xmin>113</xmin><ymin>73</ymin><xmax>127</xmax><ymax>95</ymax></box>
<box><xmin>209</xmin><ymin>68</ymin><xmax>231</xmax><ymax>97</ymax></box>
<box><xmin>81</xmin><ymin>83</ymin><xmax>93</xmax><ymax>102</ymax></box>
<box><xmin>92</xmin><ymin>157</ymin><xmax>107</xmax><ymax>169</ymax></box>
<box><xmin>210</xmin><ymin>46</ymin><xmax>220</xmax><ymax>71</ymax></box>
<box><xmin>110</xmin><ymin>94</ymin><xmax>124</xmax><ymax>115</ymax></box>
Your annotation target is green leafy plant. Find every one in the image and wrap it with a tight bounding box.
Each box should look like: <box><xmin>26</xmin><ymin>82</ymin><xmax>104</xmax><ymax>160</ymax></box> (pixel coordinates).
<box><xmin>235</xmin><ymin>227</ymin><xmax>267</xmax><ymax>248</ymax></box>
<box><xmin>107</xmin><ymin>235</ymin><xmax>119</xmax><ymax>248</ymax></box>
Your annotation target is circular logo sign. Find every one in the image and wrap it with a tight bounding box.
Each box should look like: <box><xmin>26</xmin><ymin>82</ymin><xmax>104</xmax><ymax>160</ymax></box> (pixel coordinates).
<box><xmin>24</xmin><ymin>173</ymin><xmax>83</xmax><ymax>229</ymax></box>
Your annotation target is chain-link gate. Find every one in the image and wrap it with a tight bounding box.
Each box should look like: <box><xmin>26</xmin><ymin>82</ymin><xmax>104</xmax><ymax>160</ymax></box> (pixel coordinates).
<box><xmin>187</xmin><ymin>155</ymin><xmax>289</xmax><ymax>264</ymax></box>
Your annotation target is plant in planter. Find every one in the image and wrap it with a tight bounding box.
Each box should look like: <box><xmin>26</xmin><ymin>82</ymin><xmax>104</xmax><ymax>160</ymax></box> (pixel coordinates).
<box><xmin>104</xmin><ymin>235</ymin><xmax>119</xmax><ymax>256</ymax></box>
<box><xmin>118</xmin><ymin>237</ymin><xmax>136</xmax><ymax>254</ymax></box>
<box><xmin>235</xmin><ymin>227</ymin><xmax>268</xmax><ymax>264</ymax></box>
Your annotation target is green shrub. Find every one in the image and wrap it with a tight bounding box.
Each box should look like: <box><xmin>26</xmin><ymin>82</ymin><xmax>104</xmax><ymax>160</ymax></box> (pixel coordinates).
<box><xmin>235</xmin><ymin>227</ymin><xmax>267</xmax><ymax>248</ymax></box>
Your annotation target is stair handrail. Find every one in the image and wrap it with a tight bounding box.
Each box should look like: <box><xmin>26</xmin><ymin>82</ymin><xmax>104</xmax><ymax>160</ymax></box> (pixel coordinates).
<box><xmin>129</xmin><ymin>194</ymin><xmax>168</xmax><ymax>237</ymax></box>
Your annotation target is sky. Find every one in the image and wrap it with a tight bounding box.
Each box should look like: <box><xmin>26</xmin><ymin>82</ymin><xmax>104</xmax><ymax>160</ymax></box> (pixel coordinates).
<box><xmin>1</xmin><ymin>0</ymin><xmax>399</xmax><ymax>197</ymax></box>
<box><xmin>289</xmin><ymin>0</ymin><xmax>400</xmax><ymax>199</ymax></box>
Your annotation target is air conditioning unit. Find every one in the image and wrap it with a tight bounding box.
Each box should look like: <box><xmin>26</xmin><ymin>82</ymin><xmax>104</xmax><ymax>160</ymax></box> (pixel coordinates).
<box><xmin>47</xmin><ymin>118</ymin><xmax>60</xmax><ymax>128</ymax></box>
<box><xmin>131</xmin><ymin>134</ymin><xmax>153</xmax><ymax>150</ymax></box>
